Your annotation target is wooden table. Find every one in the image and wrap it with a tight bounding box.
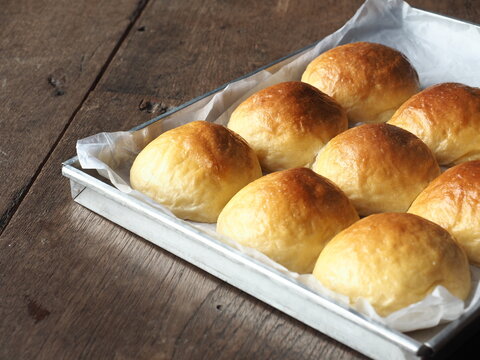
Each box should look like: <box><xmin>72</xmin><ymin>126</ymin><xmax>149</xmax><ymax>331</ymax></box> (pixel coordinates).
<box><xmin>1</xmin><ymin>1</ymin><xmax>478</xmax><ymax>359</ymax></box>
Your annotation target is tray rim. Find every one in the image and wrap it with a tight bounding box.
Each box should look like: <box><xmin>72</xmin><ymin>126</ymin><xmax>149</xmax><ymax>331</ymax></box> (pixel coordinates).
<box><xmin>62</xmin><ymin>163</ymin><xmax>425</xmax><ymax>356</ymax></box>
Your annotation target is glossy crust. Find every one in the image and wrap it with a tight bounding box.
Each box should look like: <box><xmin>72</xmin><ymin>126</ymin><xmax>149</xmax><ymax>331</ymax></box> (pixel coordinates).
<box><xmin>130</xmin><ymin>121</ymin><xmax>262</xmax><ymax>223</ymax></box>
<box><xmin>217</xmin><ymin>168</ymin><xmax>359</xmax><ymax>273</ymax></box>
<box><xmin>409</xmin><ymin>161</ymin><xmax>480</xmax><ymax>265</ymax></box>
<box><xmin>312</xmin><ymin>124</ymin><xmax>440</xmax><ymax>215</ymax></box>
<box><xmin>227</xmin><ymin>81</ymin><xmax>348</xmax><ymax>172</ymax></box>
<box><xmin>388</xmin><ymin>83</ymin><xmax>480</xmax><ymax>165</ymax></box>
<box><xmin>301</xmin><ymin>42</ymin><xmax>420</xmax><ymax>123</ymax></box>
<box><xmin>313</xmin><ymin>213</ymin><xmax>471</xmax><ymax>316</ymax></box>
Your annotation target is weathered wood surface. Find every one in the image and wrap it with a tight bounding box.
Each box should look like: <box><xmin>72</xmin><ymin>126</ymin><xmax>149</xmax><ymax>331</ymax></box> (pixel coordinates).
<box><xmin>0</xmin><ymin>0</ymin><xmax>479</xmax><ymax>359</ymax></box>
<box><xmin>0</xmin><ymin>0</ymin><xmax>148</xmax><ymax>232</ymax></box>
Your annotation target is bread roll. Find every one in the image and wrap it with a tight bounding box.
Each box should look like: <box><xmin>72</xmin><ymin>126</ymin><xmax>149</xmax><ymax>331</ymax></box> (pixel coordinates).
<box><xmin>302</xmin><ymin>42</ymin><xmax>420</xmax><ymax>124</ymax></box>
<box><xmin>130</xmin><ymin>121</ymin><xmax>262</xmax><ymax>223</ymax></box>
<box><xmin>217</xmin><ymin>168</ymin><xmax>359</xmax><ymax>273</ymax></box>
<box><xmin>312</xmin><ymin>123</ymin><xmax>440</xmax><ymax>215</ymax></box>
<box><xmin>409</xmin><ymin>161</ymin><xmax>480</xmax><ymax>265</ymax></box>
<box><xmin>313</xmin><ymin>213</ymin><xmax>471</xmax><ymax>316</ymax></box>
<box><xmin>227</xmin><ymin>81</ymin><xmax>348</xmax><ymax>172</ymax></box>
<box><xmin>388</xmin><ymin>82</ymin><xmax>480</xmax><ymax>165</ymax></box>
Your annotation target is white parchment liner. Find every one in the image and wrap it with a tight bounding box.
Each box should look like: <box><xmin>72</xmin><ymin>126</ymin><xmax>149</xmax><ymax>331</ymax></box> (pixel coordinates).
<box><xmin>76</xmin><ymin>0</ymin><xmax>480</xmax><ymax>332</ymax></box>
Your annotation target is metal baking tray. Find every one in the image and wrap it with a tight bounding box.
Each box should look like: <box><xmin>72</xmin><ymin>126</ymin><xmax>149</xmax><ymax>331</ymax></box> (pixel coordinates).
<box><xmin>62</xmin><ymin>7</ymin><xmax>480</xmax><ymax>360</ymax></box>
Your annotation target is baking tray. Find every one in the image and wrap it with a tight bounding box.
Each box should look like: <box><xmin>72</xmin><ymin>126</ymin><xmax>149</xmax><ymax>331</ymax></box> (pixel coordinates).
<box><xmin>62</xmin><ymin>5</ymin><xmax>480</xmax><ymax>360</ymax></box>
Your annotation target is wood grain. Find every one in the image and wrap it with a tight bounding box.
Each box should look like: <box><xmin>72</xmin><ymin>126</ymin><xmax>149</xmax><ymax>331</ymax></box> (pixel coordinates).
<box><xmin>0</xmin><ymin>0</ymin><xmax>479</xmax><ymax>359</ymax></box>
<box><xmin>97</xmin><ymin>0</ymin><xmax>363</xmax><ymax>107</ymax></box>
<box><xmin>0</xmin><ymin>0</ymin><xmax>148</xmax><ymax>232</ymax></box>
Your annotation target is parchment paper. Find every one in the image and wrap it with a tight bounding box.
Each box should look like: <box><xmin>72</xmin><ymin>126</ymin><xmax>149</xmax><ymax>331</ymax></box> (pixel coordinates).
<box><xmin>76</xmin><ymin>0</ymin><xmax>480</xmax><ymax>332</ymax></box>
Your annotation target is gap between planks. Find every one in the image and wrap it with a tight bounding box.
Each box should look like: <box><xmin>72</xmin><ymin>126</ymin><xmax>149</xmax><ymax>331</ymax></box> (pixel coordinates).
<box><xmin>0</xmin><ymin>0</ymin><xmax>151</xmax><ymax>237</ymax></box>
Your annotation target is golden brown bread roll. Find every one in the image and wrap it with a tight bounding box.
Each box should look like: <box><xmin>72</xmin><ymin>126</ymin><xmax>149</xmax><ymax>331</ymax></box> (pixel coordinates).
<box><xmin>301</xmin><ymin>42</ymin><xmax>420</xmax><ymax>124</ymax></box>
<box><xmin>227</xmin><ymin>81</ymin><xmax>348</xmax><ymax>172</ymax></box>
<box><xmin>388</xmin><ymin>82</ymin><xmax>480</xmax><ymax>165</ymax></box>
<box><xmin>409</xmin><ymin>161</ymin><xmax>480</xmax><ymax>265</ymax></box>
<box><xmin>312</xmin><ymin>123</ymin><xmax>440</xmax><ymax>215</ymax></box>
<box><xmin>313</xmin><ymin>213</ymin><xmax>471</xmax><ymax>316</ymax></box>
<box><xmin>130</xmin><ymin>121</ymin><xmax>262</xmax><ymax>223</ymax></box>
<box><xmin>217</xmin><ymin>168</ymin><xmax>359</xmax><ymax>273</ymax></box>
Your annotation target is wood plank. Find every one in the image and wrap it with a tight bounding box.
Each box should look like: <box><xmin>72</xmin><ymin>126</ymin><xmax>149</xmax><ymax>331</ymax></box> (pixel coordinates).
<box><xmin>1</xmin><ymin>0</ymin><xmax>479</xmax><ymax>359</ymax></box>
<box><xmin>97</xmin><ymin>0</ymin><xmax>364</xmax><ymax>106</ymax></box>
<box><xmin>0</xmin><ymin>0</ymin><xmax>149</xmax><ymax>232</ymax></box>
